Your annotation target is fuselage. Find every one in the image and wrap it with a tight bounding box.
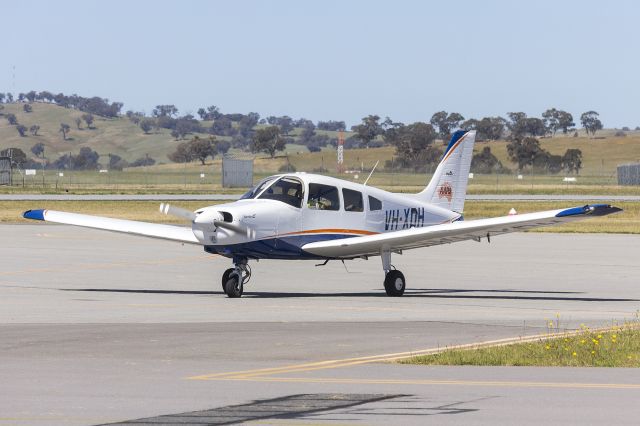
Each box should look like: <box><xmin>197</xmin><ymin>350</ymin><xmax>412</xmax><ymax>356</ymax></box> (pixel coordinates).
<box><xmin>198</xmin><ymin>173</ymin><xmax>460</xmax><ymax>259</ymax></box>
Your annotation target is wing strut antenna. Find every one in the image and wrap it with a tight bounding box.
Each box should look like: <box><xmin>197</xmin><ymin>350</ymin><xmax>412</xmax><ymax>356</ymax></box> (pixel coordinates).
<box><xmin>363</xmin><ymin>160</ymin><xmax>379</xmax><ymax>186</ymax></box>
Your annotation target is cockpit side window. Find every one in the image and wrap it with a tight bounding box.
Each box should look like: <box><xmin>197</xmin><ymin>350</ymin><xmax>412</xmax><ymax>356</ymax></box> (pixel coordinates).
<box><xmin>368</xmin><ymin>195</ymin><xmax>382</xmax><ymax>211</ymax></box>
<box><xmin>307</xmin><ymin>183</ymin><xmax>340</xmax><ymax>211</ymax></box>
<box><xmin>342</xmin><ymin>188</ymin><xmax>363</xmax><ymax>212</ymax></box>
<box><xmin>257</xmin><ymin>177</ymin><xmax>304</xmax><ymax>208</ymax></box>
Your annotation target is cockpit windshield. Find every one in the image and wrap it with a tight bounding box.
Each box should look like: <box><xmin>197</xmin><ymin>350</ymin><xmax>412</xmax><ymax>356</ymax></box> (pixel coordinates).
<box><xmin>239</xmin><ymin>176</ymin><xmax>304</xmax><ymax>208</ymax></box>
<box><xmin>240</xmin><ymin>177</ymin><xmax>277</xmax><ymax>200</ymax></box>
<box><xmin>257</xmin><ymin>177</ymin><xmax>304</xmax><ymax>208</ymax></box>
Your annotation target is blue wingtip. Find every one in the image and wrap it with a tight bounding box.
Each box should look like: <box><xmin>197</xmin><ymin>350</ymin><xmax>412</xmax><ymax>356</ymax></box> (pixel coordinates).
<box><xmin>443</xmin><ymin>130</ymin><xmax>467</xmax><ymax>157</ymax></box>
<box><xmin>23</xmin><ymin>209</ymin><xmax>46</xmax><ymax>221</ymax></box>
<box><xmin>555</xmin><ymin>204</ymin><xmax>622</xmax><ymax>218</ymax></box>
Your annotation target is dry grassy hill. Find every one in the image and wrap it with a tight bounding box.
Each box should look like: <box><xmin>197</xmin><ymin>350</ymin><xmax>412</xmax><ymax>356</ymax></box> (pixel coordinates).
<box><xmin>1</xmin><ymin>102</ymin><xmax>638</xmax><ymax>177</ymax></box>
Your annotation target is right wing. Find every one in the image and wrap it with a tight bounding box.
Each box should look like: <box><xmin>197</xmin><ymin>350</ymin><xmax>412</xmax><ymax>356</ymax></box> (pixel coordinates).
<box><xmin>23</xmin><ymin>209</ymin><xmax>201</xmax><ymax>245</ymax></box>
<box><xmin>301</xmin><ymin>204</ymin><xmax>621</xmax><ymax>258</ymax></box>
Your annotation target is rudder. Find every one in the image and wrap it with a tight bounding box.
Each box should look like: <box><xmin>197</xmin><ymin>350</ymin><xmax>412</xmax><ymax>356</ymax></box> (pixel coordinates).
<box><xmin>417</xmin><ymin>130</ymin><xmax>476</xmax><ymax>213</ymax></box>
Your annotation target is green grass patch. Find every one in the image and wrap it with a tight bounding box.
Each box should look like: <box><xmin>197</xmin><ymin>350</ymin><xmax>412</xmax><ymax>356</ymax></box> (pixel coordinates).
<box><xmin>400</xmin><ymin>321</ymin><xmax>640</xmax><ymax>367</ymax></box>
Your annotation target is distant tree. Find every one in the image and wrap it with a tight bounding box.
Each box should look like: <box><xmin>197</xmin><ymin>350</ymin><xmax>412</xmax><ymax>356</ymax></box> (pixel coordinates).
<box><xmin>237</xmin><ymin>112</ymin><xmax>259</xmax><ymax>138</ymax></box>
<box><xmin>16</xmin><ymin>125</ymin><xmax>28</xmax><ymax>137</ymax></box>
<box><xmin>216</xmin><ymin>140</ymin><xmax>231</xmax><ymax>155</ymax></box>
<box><xmin>23</xmin><ymin>103</ymin><xmax>33</xmax><ymax>113</ymax></box>
<box><xmin>351</xmin><ymin>115</ymin><xmax>383</xmax><ymax>148</ymax></box>
<box><xmin>82</xmin><ymin>113</ymin><xmax>94</xmax><ymax>129</ymax></box>
<box><xmin>1</xmin><ymin>147</ymin><xmax>27</xmax><ymax>168</ymax></box>
<box><xmin>25</xmin><ymin>91</ymin><xmax>37</xmax><ymax>102</ymax></box>
<box><xmin>139</xmin><ymin>118</ymin><xmax>154</xmax><ymax>134</ymax></box>
<box><xmin>463</xmin><ymin>116</ymin><xmax>507</xmax><ymax>141</ymax></box>
<box><xmin>18</xmin><ymin>93</ymin><xmax>26</xmax><ymax>102</ymax></box>
<box><xmin>430</xmin><ymin>111</ymin><xmax>465</xmax><ymax>141</ymax></box>
<box><xmin>299</xmin><ymin>122</ymin><xmax>316</xmax><ymax>144</ymax></box>
<box><xmin>197</xmin><ymin>105</ymin><xmax>221</xmax><ymax>121</ymax></box>
<box><xmin>108</xmin><ymin>153</ymin><xmax>128</xmax><ymax>170</ymax></box>
<box><xmin>152</xmin><ymin>104</ymin><xmax>178</xmax><ymax>117</ymax></box>
<box><xmin>276</xmin><ymin>116</ymin><xmax>294</xmax><ymax>135</ymax></box>
<box><xmin>188</xmin><ymin>136</ymin><xmax>217</xmax><ymax>165</ymax></box>
<box><xmin>557</xmin><ymin>111</ymin><xmax>575</xmax><ymax>134</ymax></box>
<box><xmin>129</xmin><ymin>154</ymin><xmax>155</xmax><ymax>167</ymax></box>
<box><xmin>622</xmin><ymin>126</ymin><xmax>630</xmax><ymax>131</ymax></box>
<box><xmin>0</xmin><ymin>93</ymin><xmax>5</xmax><ymax>103</ymax></box>
<box><xmin>580</xmin><ymin>111</ymin><xmax>603</xmax><ymax>136</ymax></box>
<box><xmin>38</xmin><ymin>91</ymin><xmax>54</xmax><ymax>102</ymax></box>
<box><xmin>74</xmin><ymin>147</ymin><xmax>100</xmax><ymax>170</ymax></box>
<box><xmin>6</xmin><ymin>113</ymin><xmax>18</xmax><ymax>125</ymax></box>
<box><xmin>252</xmin><ymin>126</ymin><xmax>284</xmax><ymax>158</ymax></box>
<box><xmin>59</xmin><ymin>123</ymin><xmax>71</xmax><ymax>140</ymax></box>
<box><xmin>562</xmin><ymin>149</ymin><xmax>582</xmax><ymax>174</ymax></box>
<box><xmin>507</xmin><ymin>136</ymin><xmax>545</xmax><ymax>171</ymax></box>
<box><xmin>31</xmin><ymin>142</ymin><xmax>45</xmax><ymax>158</ymax></box>
<box><xmin>74</xmin><ymin>117</ymin><xmax>83</xmax><ymax>129</ymax></box>
<box><xmin>471</xmin><ymin>146</ymin><xmax>509</xmax><ymax>174</ymax></box>
<box><xmin>210</xmin><ymin>116</ymin><xmax>235</xmax><ymax>136</ymax></box>
<box><xmin>6</xmin><ymin>93</ymin><xmax>13</xmax><ymax>102</ymax></box>
<box><xmin>168</xmin><ymin>142</ymin><xmax>193</xmax><ymax>163</ymax></box>
<box><xmin>385</xmin><ymin>122</ymin><xmax>441</xmax><ymax>171</ymax></box>
<box><xmin>29</xmin><ymin>124</ymin><xmax>40</xmax><ymax>136</ymax></box>
<box><xmin>317</xmin><ymin>120</ymin><xmax>346</xmax><ymax>131</ymax></box>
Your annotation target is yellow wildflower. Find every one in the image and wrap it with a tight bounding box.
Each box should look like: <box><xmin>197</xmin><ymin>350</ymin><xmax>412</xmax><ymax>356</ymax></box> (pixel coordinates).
<box><xmin>572</xmin><ymin>352</ymin><xmax>577</xmax><ymax>356</ymax></box>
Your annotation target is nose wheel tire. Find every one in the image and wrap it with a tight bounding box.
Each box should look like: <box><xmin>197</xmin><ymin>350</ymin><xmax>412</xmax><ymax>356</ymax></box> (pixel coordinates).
<box><xmin>221</xmin><ymin>268</ymin><xmax>234</xmax><ymax>292</ymax></box>
<box><xmin>384</xmin><ymin>270</ymin><xmax>405</xmax><ymax>297</ymax></box>
<box><xmin>224</xmin><ymin>274</ymin><xmax>243</xmax><ymax>298</ymax></box>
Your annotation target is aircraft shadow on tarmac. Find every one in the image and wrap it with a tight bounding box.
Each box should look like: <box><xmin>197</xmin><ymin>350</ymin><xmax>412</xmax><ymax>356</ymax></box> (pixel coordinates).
<box><xmin>60</xmin><ymin>287</ymin><xmax>639</xmax><ymax>302</ymax></box>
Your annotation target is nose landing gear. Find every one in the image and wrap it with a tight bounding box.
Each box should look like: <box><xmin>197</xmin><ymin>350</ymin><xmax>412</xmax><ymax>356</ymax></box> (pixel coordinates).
<box><xmin>222</xmin><ymin>257</ymin><xmax>251</xmax><ymax>298</ymax></box>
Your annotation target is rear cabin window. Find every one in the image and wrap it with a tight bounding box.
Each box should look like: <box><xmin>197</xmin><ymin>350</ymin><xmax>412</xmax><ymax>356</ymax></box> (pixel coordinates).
<box><xmin>342</xmin><ymin>188</ymin><xmax>364</xmax><ymax>212</ymax></box>
<box><xmin>307</xmin><ymin>183</ymin><xmax>340</xmax><ymax>211</ymax></box>
<box><xmin>368</xmin><ymin>195</ymin><xmax>382</xmax><ymax>211</ymax></box>
<box><xmin>257</xmin><ymin>177</ymin><xmax>304</xmax><ymax>208</ymax></box>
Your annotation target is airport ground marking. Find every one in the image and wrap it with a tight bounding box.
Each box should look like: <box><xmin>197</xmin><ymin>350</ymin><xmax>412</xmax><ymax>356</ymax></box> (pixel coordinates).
<box><xmin>189</xmin><ymin>325</ymin><xmax>640</xmax><ymax>387</ymax></box>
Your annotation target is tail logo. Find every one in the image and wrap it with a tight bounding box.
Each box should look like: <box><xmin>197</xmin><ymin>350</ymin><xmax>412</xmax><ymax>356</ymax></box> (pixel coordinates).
<box><xmin>438</xmin><ymin>182</ymin><xmax>453</xmax><ymax>202</ymax></box>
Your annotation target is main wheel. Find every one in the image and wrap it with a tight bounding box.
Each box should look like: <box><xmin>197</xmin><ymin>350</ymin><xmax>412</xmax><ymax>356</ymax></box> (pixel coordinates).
<box><xmin>384</xmin><ymin>270</ymin><xmax>405</xmax><ymax>297</ymax></box>
<box><xmin>224</xmin><ymin>274</ymin><xmax>243</xmax><ymax>298</ymax></box>
<box><xmin>221</xmin><ymin>268</ymin><xmax>234</xmax><ymax>292</ymax></box>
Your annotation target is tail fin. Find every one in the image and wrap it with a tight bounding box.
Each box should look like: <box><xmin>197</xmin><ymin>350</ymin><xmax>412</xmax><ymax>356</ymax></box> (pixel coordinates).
<box><xmin>418</xmin><ymin>130</ymin><xmax>476</xmax><ymax>213</ymax></box>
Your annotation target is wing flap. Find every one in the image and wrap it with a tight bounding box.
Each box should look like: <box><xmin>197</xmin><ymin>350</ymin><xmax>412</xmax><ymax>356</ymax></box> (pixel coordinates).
<box><xmin>301</xmin><ymin>204</ymin><xmax>621</xmax><ymax>258</ymax></box>
<box><xmin>23</xmin><ymin>209</ymin><xmax>200</xmax><ymax>245</ymax></box>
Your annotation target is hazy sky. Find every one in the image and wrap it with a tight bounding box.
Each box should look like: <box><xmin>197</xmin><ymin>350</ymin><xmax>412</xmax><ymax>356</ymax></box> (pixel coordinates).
<box><xmin>3</xmin><ymin>0</ymin><xmax>638</xmax><ymax>127</ymax></box>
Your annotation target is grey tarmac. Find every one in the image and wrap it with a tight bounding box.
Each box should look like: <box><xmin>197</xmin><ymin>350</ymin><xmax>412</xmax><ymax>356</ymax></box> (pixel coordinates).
<box><xmin>1</xmin><ymin>225</ymin><xmax>639</xmax><ymax>425</ymax></box>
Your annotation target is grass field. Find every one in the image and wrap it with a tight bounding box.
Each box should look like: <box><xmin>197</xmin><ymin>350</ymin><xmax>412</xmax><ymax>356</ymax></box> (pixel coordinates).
<box><xmin>400</xmin><ymin>321</ymin><xmax>640</xmax><ymax>367</ymax></box>
<box><xmin>4</xmin><ymin>200</ymin><xmax>636</xmax><ymax>233</ymax></box>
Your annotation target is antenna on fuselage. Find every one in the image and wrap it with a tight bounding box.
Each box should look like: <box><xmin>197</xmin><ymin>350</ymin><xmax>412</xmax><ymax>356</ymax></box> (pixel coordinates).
<box><xmin>363</xmin><ymin>160</ymin><xmax>379</xmax><ymax>186</ymax></box>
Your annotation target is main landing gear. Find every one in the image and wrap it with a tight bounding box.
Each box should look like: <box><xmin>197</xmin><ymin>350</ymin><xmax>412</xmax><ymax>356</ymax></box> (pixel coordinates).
<box><xmin>221</xmin><ymin>257</ymin><xmax>251</xmax><ymax>298</ymax></box>
<box><xmin>381</xmin><ymin>250</ymin><xmax>405</xmax><ymax>297</ymax></box>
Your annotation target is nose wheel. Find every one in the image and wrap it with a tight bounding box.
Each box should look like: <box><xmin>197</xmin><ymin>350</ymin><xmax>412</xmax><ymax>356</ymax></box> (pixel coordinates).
<box><xmin>222</xmin><ymin>258</ymin><xmax>251</xmax><ymax>298</ymax></box>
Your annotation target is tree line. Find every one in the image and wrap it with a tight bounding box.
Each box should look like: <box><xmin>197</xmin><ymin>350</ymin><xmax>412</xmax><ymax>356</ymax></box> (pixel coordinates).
<box><xmin>0</xmin><ymin>90</ymin><xmax>619</xmax><ymax>173</ymax></box>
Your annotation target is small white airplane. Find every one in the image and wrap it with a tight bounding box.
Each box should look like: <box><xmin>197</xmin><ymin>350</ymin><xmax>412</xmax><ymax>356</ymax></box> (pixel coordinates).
<box><xmin>23</xmin><ymin>130</ymin><xmax>621</xmax><ymax>298</ymax></box>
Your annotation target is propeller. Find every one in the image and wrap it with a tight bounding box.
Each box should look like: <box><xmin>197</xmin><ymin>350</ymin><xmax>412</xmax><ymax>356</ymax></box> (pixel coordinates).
<box><xmin>159</xmin><ymin>203</ymin><xmax>197</xmax><ymax>221</ymax></box>
<box><xmin>159</xmin><ymin>203</ymin><xmax>255</xmax><ymax>239</ymax></box>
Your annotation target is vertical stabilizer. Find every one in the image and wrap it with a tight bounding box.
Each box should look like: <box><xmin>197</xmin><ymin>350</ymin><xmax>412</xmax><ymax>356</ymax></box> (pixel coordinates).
<box><xmin>417</xmin><ymin>130</ymin><xmax>476</xmax><ymax>213</ymax></box>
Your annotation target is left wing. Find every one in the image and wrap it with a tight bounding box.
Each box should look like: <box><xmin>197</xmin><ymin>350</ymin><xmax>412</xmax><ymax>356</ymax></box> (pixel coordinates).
<box><xmin>23</xmin><ymin>209</ymin><xmax>201</xmax><ymax>244</ymax></box>
<box><xmin>301</xmin><ymin>204</ymin><xmax>621</xmax><ymax>258</ymax></box>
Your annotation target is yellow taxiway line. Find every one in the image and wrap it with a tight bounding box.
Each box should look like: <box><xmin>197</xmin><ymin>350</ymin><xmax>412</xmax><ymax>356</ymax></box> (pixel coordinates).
<box><xmin>188</xmin><ymin>325</ymin><xmax>640</xmax><ymax>389</ymax></box>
